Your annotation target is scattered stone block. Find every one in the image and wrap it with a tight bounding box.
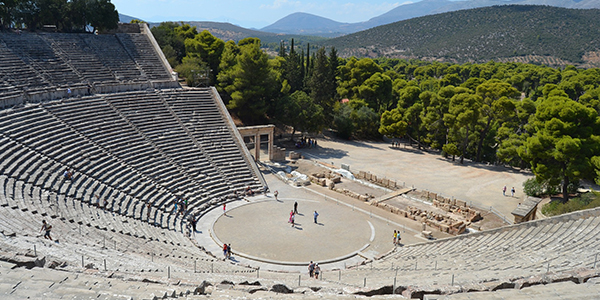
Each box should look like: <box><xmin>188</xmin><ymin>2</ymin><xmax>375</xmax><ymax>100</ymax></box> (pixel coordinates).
<box><xmin>422</xmin><ymin>230</ymin><xmax>433</xmax><ymax>239</ymax></box>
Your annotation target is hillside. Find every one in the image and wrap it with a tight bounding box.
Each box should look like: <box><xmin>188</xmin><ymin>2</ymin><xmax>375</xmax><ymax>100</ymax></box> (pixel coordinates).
<box><xmin>322</xmin><ymin>5</ymin><xmax>600</xmax><ymax>67</ymax></box>
<box><xmin>146</xmin><ymin>20</ymin><xmax>326</xmax><ymax>50</ymax></box>
<box><xmin>263</xmin><ymin>0</ymin><xmax>600</xmax><ymax>37</ymax></box>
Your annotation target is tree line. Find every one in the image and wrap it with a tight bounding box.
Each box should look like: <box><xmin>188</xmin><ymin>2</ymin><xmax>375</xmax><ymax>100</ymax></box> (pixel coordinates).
<box><xmin>151</xmin><ymin>22</ymin><xmax>600</xmax><ymax>203</ymax></box>
<box><xmin>0</xmin><ymin>0</ymin><xmax>119</xmax><ymax>32</ymax></box>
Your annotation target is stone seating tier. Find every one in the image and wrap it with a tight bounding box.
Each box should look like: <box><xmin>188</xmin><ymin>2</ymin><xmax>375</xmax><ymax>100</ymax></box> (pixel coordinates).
<box><xmin>0</xmin><ymin>31</ymin><xmax>174</xmax><ymax>98</ymax></box>
<box><xmin>0</xmin><ymin>87</ymin><xmax>264</xmax><ymax>244</ymax></box>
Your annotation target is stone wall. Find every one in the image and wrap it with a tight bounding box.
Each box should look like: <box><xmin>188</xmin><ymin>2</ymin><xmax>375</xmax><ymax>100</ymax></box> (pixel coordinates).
<box><xmin>373</xmin><ymin>201</ymin><xmax>470</xmax><ymax>235</ymax></box>
<box><xmin>355</xmin><ymin>170</ymin><xmax>400</xmax><ymax>190</ymax></box>
<box><xmin>308</xmin><ymin>170</ymin><xmax>374</xmax><ymax>201</ymax></box>
<box><xmin>0</xmin><ymin>94</ymin><xmax>24</xmax><ymax>107</ymax></box>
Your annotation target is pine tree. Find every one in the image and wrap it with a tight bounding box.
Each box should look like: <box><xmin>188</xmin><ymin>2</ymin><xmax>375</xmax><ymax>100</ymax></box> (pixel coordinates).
<box><xmin>283</xmin><ymin>39</ymin><xmax>303</xmax><ymax>92</ymax></box>
<box><xmin>328</xmin><ymin>47</ymin><xmax>339</xmax><ymax>101</ymax></box>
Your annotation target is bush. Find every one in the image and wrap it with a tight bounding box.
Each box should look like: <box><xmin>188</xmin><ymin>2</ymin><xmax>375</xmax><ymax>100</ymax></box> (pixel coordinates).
<box><xmin>522</xmin><ymin>178</ymin><xmax>565</xmax><ymax>197</ymax></box>
<box><xmin>541</xmin><ymin>191</ymin><xmax>600</xmax><ymax>217</ymax></box>
<box><xmin>523</xmin><ymin>178</ymin><xmax>546</xmax><ymax>197</ymax></box>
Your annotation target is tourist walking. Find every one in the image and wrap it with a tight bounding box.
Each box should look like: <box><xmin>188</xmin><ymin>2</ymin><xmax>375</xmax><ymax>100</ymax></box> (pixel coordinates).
<box><xmin>291</xmin><ymin>213</ymin><xmax>295</xmax><ymax>227</ymax></box>
<box><xmin>393</xmin><ymin>230</ymin><xmax>397</xmax><ymax>244</ymax></box>
<box><xmin>314</xmin><ymin>263</ymin><xmax>321</xmax><ymax>279</ymax></box>
<box><xmin>308</xmin><ymin>261</ymin><xmax>315</xmax><ymax>277</ymax></box>
<box><xmin>227</xmin><ymin>244</ymin><xmax>232</xmax><ymax>259</ymax></box>
<box><xmin>147</xmin><ymin>203</ymin><xmax>151</xmax><ymax>220</ymax></box>
<box><xmin>511</xmin><ymin>187</ymin><xmax>515</xmax><ymax>197</ymax></box>
<box><xmin>274</xmin><ymin>190</ymin><xmax>278</xmax><ymax>201</ymax></box>
<box><xmin>223</xmin><ymin>203</ymin><xmax>227</xmax><ymax>216</ymax></box>
<box><xmin>223</xmin><ymin>243</ymin><xmax>228</xmax><ymax>260</ymax></box>
<box><xmin>294</xmin><ymin>201</ymin><xmax>298</xmax><ymax>214</ymax></box>
<box><xmin>40</xmin><ymin>220</ymin><xmax>52</xmax><ymax>241</ymax></box>
<box><xmin>502</xmin><ymin>185</ymin><xmax>507</xmax><ymax>196</ymax></box>
<box><xmin>313</xmin><ymin>211</ymin><xmax>319</xmax><ymax>224</ymax></box>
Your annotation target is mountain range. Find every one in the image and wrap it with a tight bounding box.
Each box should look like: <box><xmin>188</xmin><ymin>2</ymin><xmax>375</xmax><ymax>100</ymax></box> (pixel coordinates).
<box><xmin>261</xmin><ymin>0</ymin><xmax>600</xmax><ymax>36</ymax></box>
<box><xmin>322</xmin><ymin>5</ymin><xmax>600</xmax><ymax>67</ymax></box>
<box><xmin>120</xmin><ymin>0</ymin><xmax>600</xmax><ymax>40</ymax></box>
<box><xmin>119</xmin><ymin>3</ymin><xmax>600</xmax><ymax>67</ymax></box>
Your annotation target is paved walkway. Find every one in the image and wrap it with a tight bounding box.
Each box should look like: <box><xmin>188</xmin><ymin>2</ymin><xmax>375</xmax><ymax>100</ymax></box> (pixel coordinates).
<box><xmin>295</xmin><ymin>137</ymin><xmax>534</xmax><ymax>221</ymax></box>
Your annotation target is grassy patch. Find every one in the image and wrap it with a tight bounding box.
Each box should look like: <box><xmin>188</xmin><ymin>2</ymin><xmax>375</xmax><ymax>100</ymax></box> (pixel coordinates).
<box><xmin>542</xmin><ymin>192</ymin><xmax>600</xmax><ymax>217</ymax></box>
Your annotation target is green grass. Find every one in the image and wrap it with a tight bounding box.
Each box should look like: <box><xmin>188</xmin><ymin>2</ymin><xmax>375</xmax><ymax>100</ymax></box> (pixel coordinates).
<box><xmin>542</xmin><ymin>191</ymin><xmax>600</xmax><ymax>217</ymax></box>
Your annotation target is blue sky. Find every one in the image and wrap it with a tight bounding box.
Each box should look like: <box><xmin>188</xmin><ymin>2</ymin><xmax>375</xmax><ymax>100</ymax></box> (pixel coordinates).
<box><xmin>111</xmin><ymin>0</ymin><xmax>406</xmax><ymax>29</ymax></box>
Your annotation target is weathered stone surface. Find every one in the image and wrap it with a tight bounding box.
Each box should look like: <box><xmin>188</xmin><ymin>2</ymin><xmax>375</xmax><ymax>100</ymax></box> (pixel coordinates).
<box><xmin>270</xmin><ymin>283</ymin><xmax>293</xmax><ymax>294</ymax></box>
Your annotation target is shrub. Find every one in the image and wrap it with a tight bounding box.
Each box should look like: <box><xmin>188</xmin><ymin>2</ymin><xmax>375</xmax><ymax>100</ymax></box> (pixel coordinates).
<box><xmin>541</xmin><ymin>191</ymin><xmax>600</xmax><ymax>217</ymax></box>
<box><xmin>523</xmin><ymin>178</ymin><xmax>546</xmax><ymax>197</ymax></box>
<box><xmin>522</xmin><ymin>178</ymin><xmax>570</xmax><ymax>197</ymax></box>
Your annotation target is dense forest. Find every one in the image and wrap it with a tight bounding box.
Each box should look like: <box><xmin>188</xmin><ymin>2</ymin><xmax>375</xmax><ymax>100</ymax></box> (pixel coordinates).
<box><xmin>0</xmin><ymin>0</ymin><xmax>119</xmax><ymax>32</ymax></box>
<box><xmin>152</xmin><ymin>22</ymin><xmax>600</xmax><ymax>204</ymax></box>
<box><xmin>323</xmin><ymin>5</ymin><xmax>600</xmax><ymax>67</ymax></box>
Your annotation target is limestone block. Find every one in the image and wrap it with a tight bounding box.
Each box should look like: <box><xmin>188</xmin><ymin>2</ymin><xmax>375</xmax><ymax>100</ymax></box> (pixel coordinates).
<box><xmin>331</xmin><ymin>176</ymin><xmax>341</xmax><ymax>183</ymax></box>
<box><xmin>318</xmin><ymin>178</ymin><xmax>326</xmax><ymax>186</ymax></box>
<box><xmin>440</xmin><ymin>224</ymin><xmax>450</xmax><ymax>232</ymax></box>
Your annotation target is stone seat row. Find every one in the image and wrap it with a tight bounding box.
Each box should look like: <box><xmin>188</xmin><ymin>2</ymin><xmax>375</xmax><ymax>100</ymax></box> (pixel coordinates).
<box><xmin>0</xmin><ymin>87</ymin><xmax>264</xmax><ymax>245</ymax></box>
<box><xmin>351</xmin><ymin>210</ymin><xmax>600</xmax><ymax>288</ymax></box>
<box><xmin>115</xmin><ymin>33</ymin><xmax>172</xmax><ymax>81</ymax></box>
<box><xmin>0</xmin><ymin>31</ymin><xmax>173</xmax><ymax>94</ymax></box>
<box><xmin>0</xmin><ymin>176</ymin><xmax>202</xmax><ymax>259</ymax></box>
<box><xmin>0</xmin><ymin>101</ymin><xmax>209</xmax><ymax>209</ymax></box>
<box><xmin>41</xmin><ymin>96</ymin><xmax>203</xmax><ymax>200</ymax></box>
<box><xmin>0</xmin><ymin>135</ymin><xmax>189</xmax><ymax>232</ymax></box>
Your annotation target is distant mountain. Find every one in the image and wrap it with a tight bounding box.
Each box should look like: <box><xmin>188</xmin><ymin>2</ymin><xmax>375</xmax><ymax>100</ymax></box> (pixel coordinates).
<box><xmin>263</xmin><ymin>0</ymin><xmax>600</xmax><ymax>36</ymax></box>
<box><xmin>261</xmin><ymin>12</ymin><xmax>350</xmax><ymax>37</ymax></box>
<box><xmin>118</xmin><ymin>13</ymin><xmax>139</xmax><ymax>24</ymax></box>
<box><xmin>140</xmin><ymin>20</ymin><xmax>325</xmax><ymax>53</ymax></box>
<box><xmin>321</xmin><ymin>5</ymin><xmax>600</xmax><ymax>67</ymax></box>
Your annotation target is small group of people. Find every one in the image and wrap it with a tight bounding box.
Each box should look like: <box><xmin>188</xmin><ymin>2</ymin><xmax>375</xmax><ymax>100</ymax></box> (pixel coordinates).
<box><xmin>223</xmin><ymin>243</ymin><xmax>233</xmax><ymax>260</ymax></box>
<box><xmin>288</xmin><ymin>201</ymin><xmax>320</xmax><ymax>227</ymax></box>
<box><xmin>63</xmin><ymin>169</ymin><xmax>74</xmax><ymax>180</ymax></box>
<box><xmin>94</xmin><ymin>194</ymin><xmax>108</xmax><ymax>209</ymax></box>
<box><xmin>245</xmin><ymin>186</ymin><xmax>254</xmax><ymax>196</ymax></box>
<box><xmin>295</xmin><ymin>137</ymin><xmax>317</xmax><ymax>149</ymax></box>
<box><xmin>173</xmin><ymin>198</ymin><xmax>188</xmax><ymax>215</ymax></box>
<box><xmin>502</xmin><ymin>185</ymin><xmax>516</xmax><ymax>197</ymax></box>
<box><xmin>308</xmin><ymin>261</ymin><xmax>321</xmax><ymax>279</ymax></box>
<box><xmin>288</xmin><ymin>201</ymin><xmax>301</xmax><ymax>227</ymax></box>
<box><xmin>393</xmin><ymin>230</ymin><xmax>402</xmax><ymax>245</ymax></box>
